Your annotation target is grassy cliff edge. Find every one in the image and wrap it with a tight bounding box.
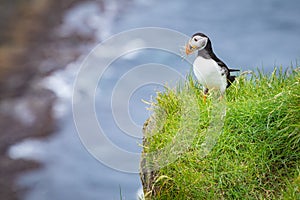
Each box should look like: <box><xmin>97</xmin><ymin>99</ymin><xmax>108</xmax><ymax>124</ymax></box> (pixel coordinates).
<box><xmin>140</xmin><ymin>68</ymin><xmax>300</xmax><ymax>199</ymax></box>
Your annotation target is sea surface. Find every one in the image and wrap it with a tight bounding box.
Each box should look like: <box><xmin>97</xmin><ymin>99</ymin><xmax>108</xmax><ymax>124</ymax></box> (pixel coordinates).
<box><xmin>8</xmin><ymin>0</ymin><xmax>300</xmax><ymax>199</ymax></box>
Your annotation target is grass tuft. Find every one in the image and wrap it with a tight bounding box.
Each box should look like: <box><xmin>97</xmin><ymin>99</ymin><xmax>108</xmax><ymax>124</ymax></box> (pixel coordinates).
<box><xmin>141</xmin><ymin>67</ymin><xmax>300</xmax><ymax>199</ymax></box>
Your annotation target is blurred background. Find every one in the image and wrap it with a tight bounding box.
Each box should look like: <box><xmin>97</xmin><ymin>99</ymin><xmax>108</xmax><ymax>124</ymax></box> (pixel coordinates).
<box><xmin>1</xmin><ymin>0</ymin><xmax>300</xmax><ymax>199</ymax></box>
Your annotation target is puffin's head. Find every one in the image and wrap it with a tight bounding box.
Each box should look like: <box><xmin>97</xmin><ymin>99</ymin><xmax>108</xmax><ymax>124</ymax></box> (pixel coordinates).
<box><xmin>185</xmin><ymin>33</ymin><xmax>209</xmax><ymax>55</ymax></box>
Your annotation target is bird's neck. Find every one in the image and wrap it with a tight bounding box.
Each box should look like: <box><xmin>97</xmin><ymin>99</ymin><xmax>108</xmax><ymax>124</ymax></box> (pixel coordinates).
<box><xmin>197</xmin><ymin>39</ymin><xmax>215</xmax><ymax>59</ymax></box>
<box><xmin>198</xmin><ymin>49</ymin><xmax>212</xmax><ymax>59</ymax></box>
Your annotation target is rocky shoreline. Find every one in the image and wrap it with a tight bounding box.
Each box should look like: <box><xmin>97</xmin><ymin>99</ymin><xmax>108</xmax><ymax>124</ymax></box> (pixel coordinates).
<box><xmin>0</xmin><ymin>0</ymin><xmax>93</xmax><ymax>199</ymax></box>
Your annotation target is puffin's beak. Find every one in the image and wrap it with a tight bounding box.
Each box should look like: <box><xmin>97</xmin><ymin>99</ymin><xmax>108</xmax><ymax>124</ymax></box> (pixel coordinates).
<box><xmin>185</xmin><ymin>43</ymin><xmax>194</xmax><ymax>55</ymax></box>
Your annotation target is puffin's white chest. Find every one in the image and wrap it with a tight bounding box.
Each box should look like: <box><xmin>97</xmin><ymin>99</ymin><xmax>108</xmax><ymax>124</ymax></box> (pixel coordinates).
<box><xmin>193</xmin><ymin>56</ymin><xmax>227</xmax><ymax>93</ymax></box>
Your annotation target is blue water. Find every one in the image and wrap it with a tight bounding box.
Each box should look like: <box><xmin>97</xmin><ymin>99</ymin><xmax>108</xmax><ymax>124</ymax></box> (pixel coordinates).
<box><xmin>114</xmin><ymin>0</ymin><xmax>300</xmax><ymax>69</ymax></box>
<box><xmin>12</xmin><ymin>0</ymin><xmax>300</xmax><ymax>200</ymax></box>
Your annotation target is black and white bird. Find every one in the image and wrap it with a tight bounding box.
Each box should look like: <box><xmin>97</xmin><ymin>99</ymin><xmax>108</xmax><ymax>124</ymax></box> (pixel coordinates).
<box><xmin>185</xmin><ymin>33</ymin><xmax>239</xmax><ymax>100</ymax></box>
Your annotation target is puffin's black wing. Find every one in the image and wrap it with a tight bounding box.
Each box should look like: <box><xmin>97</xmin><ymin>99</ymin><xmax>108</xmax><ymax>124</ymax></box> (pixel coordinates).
<box><xmin>208</xmin><ymin>48</ymin><xmax>240</xmax><ymax>88</ymax></box>
<box><xmin>215</xmin><ymin>58</ymin><xmax>240</xmax><ymax>88</ymax></box>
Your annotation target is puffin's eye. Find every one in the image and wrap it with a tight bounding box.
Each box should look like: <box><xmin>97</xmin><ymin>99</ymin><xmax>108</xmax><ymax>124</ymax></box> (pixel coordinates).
<box><xmin>194</xmin><ymin>38</ymin><xmax>198</xmax><ymax>42</ymax></box>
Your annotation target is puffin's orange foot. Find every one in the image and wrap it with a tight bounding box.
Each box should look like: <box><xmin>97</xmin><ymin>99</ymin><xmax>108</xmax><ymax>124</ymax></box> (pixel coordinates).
<box><xmin>203</xmin><ymin>88</ymin><xmax>209</xmax><ymax>104</ymax></box>
<box><xmin>203</xmin><ymin>94</ymin><xmax>207</xmax><ymax>103</ymax></box>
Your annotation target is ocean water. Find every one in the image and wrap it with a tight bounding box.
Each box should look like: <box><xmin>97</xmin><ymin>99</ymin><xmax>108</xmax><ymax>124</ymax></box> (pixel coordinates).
<box><xmin>8</xmin><ymin>0</ymin><xmax>300</xmax><ymax>199</ymax></box>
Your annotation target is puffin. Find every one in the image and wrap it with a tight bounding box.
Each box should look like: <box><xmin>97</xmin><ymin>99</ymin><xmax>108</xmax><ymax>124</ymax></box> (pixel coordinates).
<box><xmin>185</xmin><ymin>32</ymin><xmax>239</xmax><ymax>101</ymax></box>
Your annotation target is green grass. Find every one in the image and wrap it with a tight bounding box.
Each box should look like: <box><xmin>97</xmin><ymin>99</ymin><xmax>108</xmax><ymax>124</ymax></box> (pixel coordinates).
<box><xmin>141</xmin><ymin>67</ymin><xmax>300</xmax><ymax>200</ymax></box>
